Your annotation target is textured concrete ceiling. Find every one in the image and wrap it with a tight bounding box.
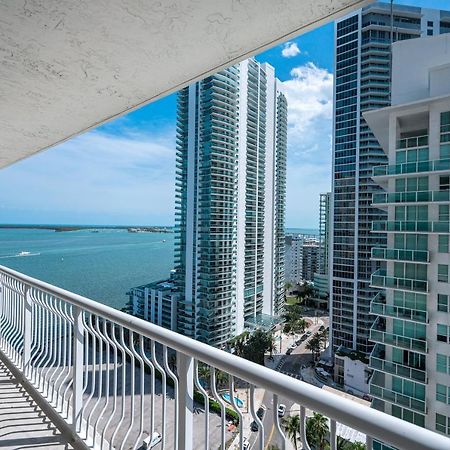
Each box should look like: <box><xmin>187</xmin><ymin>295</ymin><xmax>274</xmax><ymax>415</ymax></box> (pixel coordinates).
<box><xmin>0</xmin><ymin>0</ymin><xmax>369</xmax><ymax>168</ymax></box>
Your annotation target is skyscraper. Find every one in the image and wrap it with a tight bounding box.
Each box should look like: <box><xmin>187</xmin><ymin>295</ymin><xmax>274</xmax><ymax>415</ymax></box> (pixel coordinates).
<box><xmin>331</xmin><ymin>2</ymin><xmax>450</xmax><ymax>355</ymax></box>
<box><xmin>174</xmin><ymin>59</ymin><xmax>287</xmax><ymax>347</ymax></box>
<box><xmin>365</xmin><ymin>32</ymin><xmax>450</xmax><ymax>441</ymax></box>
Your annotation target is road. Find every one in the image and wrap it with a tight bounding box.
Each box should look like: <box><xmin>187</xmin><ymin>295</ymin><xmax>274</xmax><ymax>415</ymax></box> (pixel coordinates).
<box><xmin>245</xmin><ymin>314</ymin><xmax>329</xmax><ymax>449</ymax></box>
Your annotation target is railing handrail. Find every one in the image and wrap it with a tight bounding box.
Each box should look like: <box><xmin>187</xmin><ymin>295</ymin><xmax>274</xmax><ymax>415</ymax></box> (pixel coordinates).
<box><xmin>1</xmin><ymin>264</ymin><xmax>449</xmax><ymax>450</ymax></box>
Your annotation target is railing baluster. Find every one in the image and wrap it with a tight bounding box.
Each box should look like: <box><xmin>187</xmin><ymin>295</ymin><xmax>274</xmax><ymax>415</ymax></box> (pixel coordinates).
<box><xmin>273</xmin><ymin>394</ymin><xmax>286</xmax><ymax>450</ymax></box>
<box><xmin>72</xmin><ymin>305</ymin><xmax>84</xmax><ymax>433</ymax></box>
<box><xmin>300</xmin><ymin>406</ymin><xmax>311</xmax><ymax>450</ymax></box>
<box><xmin>193</xmin><ymin>360</ymin><xmax>209</xmax><ymax>450</ymax></box>
<box><xmin>330</xmin><ymin>418</ymin><xmax>337</xmax><ymax>450</ymax></box>
<box><xmin>22</xmin><ymin>284</ymin><xmax>31</xmax><ymax>374</ymax></box>
<box><xmin>249</xmin><ymin>384</ymin><xmax>264</xmax><ymax>450</ymax></box>
<box><xmin>177</xmin><ymin>353</ymin><xmax>194</xmax><ymax>450</ymax></box>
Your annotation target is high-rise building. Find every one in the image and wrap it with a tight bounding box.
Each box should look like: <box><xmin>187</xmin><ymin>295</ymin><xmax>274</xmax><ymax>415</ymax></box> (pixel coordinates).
<box><xmin>313</xmin><ymin>192</ymin><xmax>331</xmax><ymax>306</ymax></box>
<box><xmin>365</xmin><ymin>33</ymin><xmax>450</xmax><ymax>441</ymax></box>
<box><xmin>331</xmin><ymin>2</ymin><xmax>450</xmax><ymax>355</ymax></box>
<box><xmin>173</xmin><ymin>59</ymin><xmax>287</xmax><ymax>347</ymax></box>
<box><xmin>285</xmin><ymin>234</ymin><xmax>320</xmax><ymax>285</ymax></box>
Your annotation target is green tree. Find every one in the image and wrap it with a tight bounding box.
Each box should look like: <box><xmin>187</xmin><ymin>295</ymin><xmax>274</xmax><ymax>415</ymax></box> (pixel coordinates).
<box><xmin>351</xmin><ymin>442</ymin><xmax>366</xmax><ymax>450</ymax></box>
<box><xmin>306</xmin><ymin>413</ymin><xmax>329</xmax><ymax>450</ymax></box>
<box><xmin>283</xmin><ymin>414</ymin><xmax>300</xmax><ymax>450</ymax></box>
<box><xmin>306</xmin><ymin>335</ymin><xmax>322</xmax><ymax>361</ymax></box>
<box><xmin>241</xmin><ymin>329</ymin><xmax>275</xmax><ymax>364</ymax></box>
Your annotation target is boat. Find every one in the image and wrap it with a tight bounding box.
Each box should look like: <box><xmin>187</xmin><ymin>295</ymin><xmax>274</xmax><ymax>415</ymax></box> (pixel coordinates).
<box><xmin>18</xmin><ymin>251</ymin><xmax>31</xmax><ymax>256</ymax></box>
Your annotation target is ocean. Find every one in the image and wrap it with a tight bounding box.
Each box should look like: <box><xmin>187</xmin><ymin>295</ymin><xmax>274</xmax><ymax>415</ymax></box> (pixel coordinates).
<box><xmin>0</xmin><ymin>226</ymin><xmax>317</xmax><ymax>310</ymax></box>
<box><xmin>0</xmin><ymin>228</ymin><xmax>174</xmax><ymax>310</ymax></box>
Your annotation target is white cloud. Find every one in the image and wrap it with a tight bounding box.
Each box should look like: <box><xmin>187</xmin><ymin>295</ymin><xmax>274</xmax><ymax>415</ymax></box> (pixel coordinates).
<box><xmin>281</xmin><ymin>42</ymin><xmax>301</xmax><ymax>58</ymax></box>
<box><xmin>0</xmin><ymin>128</ymin><xmax>176</xmax><ymax>225</ymax></box>
<box><xmin>282</xmin><ymin>63</ymin><xmax>334</xmax><ymax>227</ymax></box>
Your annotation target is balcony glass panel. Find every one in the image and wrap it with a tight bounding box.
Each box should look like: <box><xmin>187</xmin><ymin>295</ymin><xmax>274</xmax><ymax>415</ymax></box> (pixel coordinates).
<box><xmin>370</xmin><ymin>383</ymin><xmax>426</xmax><ymax>413</ymax></box>
<box><xmin>372</xmin><ymin>158</ymin><xmax>450</xmax><ymax>177</ymax></box>
<box><xmin>371</xmin><ymin>247</ymin><xmax>429</xmax><ymax>263</ymax></box>
<box><xmin>397</xmin><ymin>135</ymin><xmax>429</xmax><ymax>149</ymax></box>
<box><xmin>372</xmin><ymin>191</ymin><xmax>450</xmax><ymax>205</ymax></box>
<box><xmin>372</xmin><ymin>221</ymin><xmax>450</xmax><ymax>233</ymax></box>
<box><xmin>371</xmin><ymin>269</ymin><xmax>428</xmax><ymax>293</ymax></box>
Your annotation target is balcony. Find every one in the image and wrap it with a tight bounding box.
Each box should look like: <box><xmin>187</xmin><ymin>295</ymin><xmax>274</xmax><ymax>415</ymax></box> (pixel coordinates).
<box><xmin>369</xmin><ymin>318</ymin><xmax>427</xmax><ymax>354</ymax></box>
<box><xmin>370</xmin><ymin>378</ymin><xmax>426</xmax><ymax>414</ymax></box>
<box><xmin>369</xmin><ymin>344</ymin><xmax>427</xmax><ymax>384</ymax></box>
<box><xmin>372</xmin><ymin>220</ymin><xmax>450</xmax><ymax>234</ymax></box>
<box><xmin>370</xmin><ymin>292</ymin><xmax>428</xmax><ymax>323</ymax></box>
<box><xmin>396</xmin><ymin>135</ymin><xmax>429</xmax><ymax>149</ymax></box>
<box><xmin>0</xmin><ymin>266</ymin><xmax>447</xmax><ymax>450</ymax></box>
<box><xmin>372</xmin><ymin>158</ymin><xmax>450</xmax><ymax>178</ymax></box>
<box><xmin>371</xmin><ymin>247</ymin><xmax>430</xmax><ymax>263</ymax></box>
<box><xmin>370</xmin><ymin>269</ymin><xmax>428</xmax><ymax>293</ymax></box>
<box><xmin>372</xmin><ymin>190</ymin><xmax>450</xmax><ymax>206</ymax></box>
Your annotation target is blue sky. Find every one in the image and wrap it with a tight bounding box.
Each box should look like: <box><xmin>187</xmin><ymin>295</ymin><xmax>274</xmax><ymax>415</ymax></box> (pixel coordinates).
<box><xmin>0</xmin><ymin>0</ymin><xmax>447</xmax><ymax>227</ymax></box>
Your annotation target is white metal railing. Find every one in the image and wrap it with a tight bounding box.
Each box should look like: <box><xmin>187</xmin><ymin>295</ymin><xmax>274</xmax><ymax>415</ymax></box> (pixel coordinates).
<box><xmin>0</xmin><ymin>265</ymin><xmax>449</xmax><ymax>450</ymax></box>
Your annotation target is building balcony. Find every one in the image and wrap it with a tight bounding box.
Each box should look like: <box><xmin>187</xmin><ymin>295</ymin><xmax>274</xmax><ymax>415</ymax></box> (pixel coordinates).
<box><xmin>369</xmin><ymin>320</ymin><xmax>427</xmax><ymax>355</ymax></box>
<box><xmin>370</xmin><ymin>269</ymin><xmax>428</xmax><ymax>293</ymax></box>
<box><xmin>369</xmin><ymin>377</ymin><xmax>427</xmax><ymax>414</ymax></box>
<box><xmin>371</xmin><ymin>247</ymin><xmax>430</xmax><ymax>264</ymax></box>
<box><xmin>372</xmin><ymin>220</ymin><xmax>450</xmax><ymax>234</ymax></box>
<box><xmin>370</xmin><ymin>292</ymin><xmax>428</xmax><ymax>323</ymax></box>
<box><xmin>397</xmin><ymin>135</ymin><xmax>428</xmax><ymax>149</ymax></box>
<box><xmin>372</xmin><ymin>190</ymin><xmax>450</xmax><ymax>206</ymax></box>
<box><xmin>1</xmin><ymin>266</ymin><xmax>447</xmax><ymax>450</ymax></box>
<box><xmin>369</xmin><ymin>344</ymin><xmax>427</xmax><ymax>384</ymax></box>
<box><xmin>372</xmin><ymin>158</ymin><xmax>450</xmax><ymax>178</ymax></box>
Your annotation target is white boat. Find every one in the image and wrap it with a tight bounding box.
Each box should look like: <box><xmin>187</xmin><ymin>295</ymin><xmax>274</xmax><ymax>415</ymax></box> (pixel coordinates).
<box><xmin>18</xmin><ymin>251</ymin><xmax>31</xmax><ymax>256</ymax></box>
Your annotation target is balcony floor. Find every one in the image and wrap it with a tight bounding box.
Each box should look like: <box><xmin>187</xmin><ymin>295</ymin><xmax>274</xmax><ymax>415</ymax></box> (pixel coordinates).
<box><xmin>0</xmin><ymin>359</ymin><xmax>74</xmax><ymax>450</ymax></box>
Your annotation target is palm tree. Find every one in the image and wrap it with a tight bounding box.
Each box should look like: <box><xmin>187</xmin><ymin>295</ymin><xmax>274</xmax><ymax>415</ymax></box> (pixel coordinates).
<box><xmin>351</xmin><ymin>442</ymin><xmax>366</xmax><ymax>450</ymax></box>
<box><xmin>306</xmin><ymin>335</ymin><xmax>322</xmax><ymax>361</ymax></box>
<box><xmin>306</xmin><ymin>413</ymin><xmax>329</xmax><ymax>450</ymax></box>
<box><xmin>283</xmin><ymin>414</ymin><xmax>300</xmax><ymax>450</ymax></box>
<box><xmin>197</xmin><ymin>363</ymin><xmax>210</xmax><ymax>389</ymax></box>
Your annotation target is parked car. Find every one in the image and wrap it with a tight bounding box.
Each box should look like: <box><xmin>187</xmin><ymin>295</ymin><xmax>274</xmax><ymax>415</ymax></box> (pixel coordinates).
<box><xmin>286</xmin><ymin>347</ymin><xmax>293</xmax><ymax>355</ymax></box>
<box><xmin>300</xmin><ymin>334</ymin><xmax>308</xmax><ymax>342</ymax></box>
<box><xmin>319</xmin><ymin>325</ymin><xmax>325</xmax><ymax>331</ymax></box>
<box><xmin>306</xmin><ymin>331</ymin><xmax>312</xmax><ymax>337</ymax></box>
<box><xmin>243</xmin><ymin>438</ymin><xmax>250</xmax><ymax>449</ymax></box>
<box><xmin>251</xmin><ymin>420</ymin><xmax>259</xmax><ymax>432</ymax></box>
<box><xmin>143</xmin><ymin>432</ymin><xmax>162</xmax><ymax>449</ymax></box>
<box><xmin>289</xmin><ymin>343</ymin><xmax>297</xmax><ymax>350</ymax></box>
<box><xmin>257</xmin><ymin>405</ymin><xmax>266</xmax><ymax>419</ymax></box>
<box><xmin>278</xmin><ymin>404</ymin><xmax>286</xmax><ymax>417</ymax></box>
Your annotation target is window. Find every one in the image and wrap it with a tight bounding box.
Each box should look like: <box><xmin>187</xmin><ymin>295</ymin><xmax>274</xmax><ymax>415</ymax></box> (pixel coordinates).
<box><xmin>438</xmin><ymin>324</ymin><xmax>449</xmax><ymax>343</ymax></box>
<box><xmin>441</xmin><ymin>144</ymin><xmax>450</xmax><ymax>159</ymax></box>
<box><xmin>427</xmin><ymin>29</ymin><xmax>433</xmax><ymax>36</ymax></box>
<box><xmin>438</xmin><ymin>294</ymin><xmax>449</xmax><ymax>313</ymax></box>
<box><xmin>439</xmin><ymin>205</ymin><xmax>449</xmax><ymax>221</ymax></box>
<box><xmin>428</xmin><ymin>21</ymin><xmax>434</xmax><ymax>27</ymax></box>
<box><xmin>436</xmin><ymin>384</ymin><xmax>450</xmax><ymax>404</ymax></box>
<box><xmin>440</xmin><ymin>176</ymin><xmax>450</xmax><ymax>191</ymax></box>
<box><xmin>439</xmin><ymin>235</ymin><xmax>449</xmax><ymax>253</ymax></box>
<box><xmin>436</xmin><ymin>413</ymin><xmax>450</xmax><ymax>435</ymax></box>
<box><xmin>437</xmin><ymin>353</ymin><xmax>450</xmax><ymax>373</ymax></box>
<box><xmin>438</xmin><ymin>264</ymin><xmax>449</xmax><ymax>283</ymax></box>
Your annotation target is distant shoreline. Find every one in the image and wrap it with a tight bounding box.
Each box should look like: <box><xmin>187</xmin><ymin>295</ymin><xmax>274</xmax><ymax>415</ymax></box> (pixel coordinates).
<box><xmin>0</xmin><ymin>224</ymin><xmax>174</xmax><ymax>233</ymax></box>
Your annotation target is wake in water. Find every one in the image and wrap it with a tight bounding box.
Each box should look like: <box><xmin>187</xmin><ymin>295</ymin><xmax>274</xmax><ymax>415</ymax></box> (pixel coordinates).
<box><xmin>0</xmin><ymin>251</ymin><xmax>41</xmax><ymax>259</ymax></box>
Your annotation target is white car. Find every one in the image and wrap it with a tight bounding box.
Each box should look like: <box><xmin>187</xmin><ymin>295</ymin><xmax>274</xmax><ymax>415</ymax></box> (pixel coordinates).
<box><xmin>143</xmin><ymin>432</ymin><xmax>162</xmax><ymax>449</ymax></box>
<box><xmin>278</xmin><ymin>403</ymin><xmax>286</xmax><ymax>417</ymax></box>
<box><xmin>243</xmin><ymin>438</ymin><xmax>250</xmax><ymax>449</ymax></box>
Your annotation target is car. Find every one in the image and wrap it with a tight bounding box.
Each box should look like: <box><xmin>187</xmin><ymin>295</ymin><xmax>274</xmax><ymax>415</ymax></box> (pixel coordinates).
<box><xmin>243</xmin><ymin>439</ymin><xmax>250</xmax><ymax>449</ymax></box>
<box><xmin>143</xmin><ymin>432</ymin><xmax>162</xmax><ymax>449</ymax></box>
<box><xmin>319</xmin><ymin>325</ymin><xmax>325</xmax><ymax>331</ymax></box>
<box><xmin>286</xmin><ymin>347</ymin><xmax>293</xmax><ymax>355</ymax></box>
<box><xmin>277</xmin><ymin>404</ymin><xmax>286</xmax><ymax>417</ymax></box>
<box><xmin>257</xmin><ymin>405</ymin><xmax>266</xmax><ymax>420</ymax></box>
<box><xmin>300</xmin><ymin>334</ymin><xmax>308</xmax><ymax>342</ymax></box>
<box><xmin>289</xmin><ymin>343</ymin><xmax>297</xmax><ymax>350</ymax></box>
<box><xmin>251</xmin><ymin>420</ymin><xmax>259</xmax><ymax>432</ymax></box>
<box><xmin>306</xmin><ymin>331</ymin><xmax>312</xmax><ymax>337</ymax></box>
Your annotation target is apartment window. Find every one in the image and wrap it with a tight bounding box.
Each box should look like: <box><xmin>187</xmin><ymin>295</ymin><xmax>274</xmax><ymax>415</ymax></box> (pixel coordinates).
<box><xmin>439</xmin><ymin>235</ymin><xmax>449</xmax><ymax>253</ymax></box>
<box><xmin>438</xmin><ymin>324</ymin><xmax>450</xmax><ymax>343</ymax></box>
<box><xmin>436</xmin><ymin>384</ymin><xmax>450</xmax><ymax>404</ymax></box>
<box><xmin>392</xmin><ymin>405</ymin><xmax>425</xmax><ymax>428</ymax></box>
<box><xmin>438</xmin><ymin>264</ymin><xmax>449</xmax><ymax>283</ymax></box>
<box><xmin>396</xmin><ymin>148</ymin><xmax>429</xmax><ymax>164</ymax></box>
<box><xmin>427</xmin><ymin>29</ymin><xmax>433</xmax><ymax>36</ymax></box>
<box><xmin>392</xmin><ymin>376</ymin><xmax>425</xmax><ymax>400</ymax></box>
<box><xmin>436</xmin><ymin>413</ymin><xmax>450</xmax><ymax>435</ymax></box>
<box><xmin>438</xmin><ymin>294</ymin><xmax>449</xmax><ymax>313</ymax></box>
<box><xmin>439</xmin><ymin>205</ymin><xmax>450</xmax><ymax>221</ymax></box>
<box><xmin>395</xmin><ymin>205</ymin><xmax>428</xmax><ymax>221</ymax></box>
<box><xmin>441</xmin><ymin>144</ymin><xmax>450</xmax><ymax>159</ymax></box>
<box><xmin>394</xmin><ymin>233</ymin><xmax>428</xmax><ymax>251</ymax></box>
<box><xmin>437</xmin><ymin>353</ymin><xmax>450</xmax><ymax>373</ymax></box>
<box><xmin>427</xmin><ymin>21</ymin><xmax>434</xmax><ymax>27</ymax></box>
<box><xmin>440</xmin><ymin>176</ymin><xmax>450</xmax><ymax>191</ymax></box>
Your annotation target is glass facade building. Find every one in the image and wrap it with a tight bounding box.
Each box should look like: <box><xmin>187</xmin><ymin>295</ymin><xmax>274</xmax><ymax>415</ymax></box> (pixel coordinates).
<box><xmin>174</xmin><ymin>59</ymin><xmax>287</xmax><ymax>347</ymax></box>
<box><xmin>331</xmin><ymin>2</ymin><xmax>450</xmax><ymax>355</ymax></box>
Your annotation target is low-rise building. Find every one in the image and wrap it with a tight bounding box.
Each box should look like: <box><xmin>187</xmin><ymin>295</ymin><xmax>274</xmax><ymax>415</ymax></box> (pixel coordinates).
<box><xmin>334</xmin><ymin>346</ymin><xmax>371</xmax><ymax>396</ymax></box>
<box><xmin>128</xmin><ymin>278</ymin><xmax>180</xmax><ymax>331</ymax></box>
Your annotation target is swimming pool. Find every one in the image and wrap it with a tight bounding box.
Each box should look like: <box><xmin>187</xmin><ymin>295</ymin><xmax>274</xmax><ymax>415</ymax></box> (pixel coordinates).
<box><xmin>222</xmin><ymin>393</ymin><xmax>244</xmax><ymax>408</ymax></box>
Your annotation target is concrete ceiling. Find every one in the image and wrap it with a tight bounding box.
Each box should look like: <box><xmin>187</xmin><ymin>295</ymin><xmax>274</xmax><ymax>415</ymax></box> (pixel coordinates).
<box><xmin>0</xmin><ymin>0</ymin><xmax>370</xmax><ymax>169</ymax></box>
